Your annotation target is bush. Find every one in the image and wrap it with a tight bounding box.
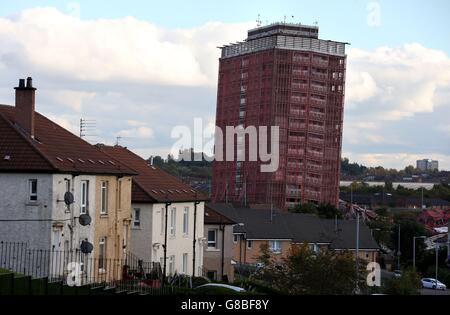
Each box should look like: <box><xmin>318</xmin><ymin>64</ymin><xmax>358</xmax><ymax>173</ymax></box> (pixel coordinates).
<box><xmin>383</xmin><ymin>269</ymin><xmax>421</xmax><ymax>295</ymax></box>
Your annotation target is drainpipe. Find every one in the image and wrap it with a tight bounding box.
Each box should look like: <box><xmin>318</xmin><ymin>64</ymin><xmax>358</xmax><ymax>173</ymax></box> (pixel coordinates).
<box><xmin>221</xmin><ymin>220</ymin><xmax>225</xmax><ymax>281</ymax></box>
<box><xmin>162</xmin><ymin>196</ymin><xmax>171</xmax><ymax>287</ymax></box>
<box><xmin>192</xmin><ymin>199</ymin><xmax>200</xmax><ymax>277</ymax></box>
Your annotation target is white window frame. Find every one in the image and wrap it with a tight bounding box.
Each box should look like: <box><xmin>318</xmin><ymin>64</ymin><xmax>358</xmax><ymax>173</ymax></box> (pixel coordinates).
<box><xmin>207</xmin><ymin>229</ymin><xmax>218</xmax><ymax>249</ymax></box>
<box><xmin>99</xmin><ymin>237</ymin><xmax>107</xmax><ymax>271</ymax></box>
<box><xmin>182</xmin><ymin>253</ymin><xmax>188</xmax><ymax>274</ymax></box>
<box><xmin>233</xmin><ymin>234</ymin><xmax>239</xmax><ymax>244</ymax></box>
<box><xmin>160</xmin><ymin>208</ymin><xmax>165</xmax><ymax>235</ymax></box>
<box><xmin>133</xmin><ymin>208</ymin><xmax>141</xmax><ymax>228</ymax></box>
<box><xmin>169</xmin><ymin>255</ymin><xmax>175</xmax><ymax>275</ymax></box>
<box><xmin>28</xmin><ymin>179</ymin><xmax>37</xmax><ymax>201</ymax></box>
<box><xmin>80</xmin><ymin>180</ymin><xmax>89</xmax><ymax>215</ymax></box>
<box><xmin>170</xmin><ymin>207</ymin><xmax>176</xmax><ymax>236</ymax></box>
<box><xmin>269</xmin><ymin>240</ymin><xmax>282</xmax><ymax>253</ymax></box>
<box><xmin>100</xmin><ymin>181</ymin><xmax>108</xmax><ymax>215</ymax></box>
<box><xmin>247</xmin><ymin>240</ymin><xmax>253</xmax><ymax>249</ymax></box>
<box><xmin>183</xmin><ymin>207</ymin><xmax>189</xmax><ymax>235</ymax></box>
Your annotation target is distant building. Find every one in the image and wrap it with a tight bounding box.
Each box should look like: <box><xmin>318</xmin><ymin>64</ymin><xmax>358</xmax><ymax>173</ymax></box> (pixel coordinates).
<box><xmin>417</xmin><ymin>159</ymin><xmax>439</xmax><ymax>172</ymax></box>
<box><xmin>207</xmin><ymin>203</ymin><xmax>380</xmax><ymax>267</ymax></box>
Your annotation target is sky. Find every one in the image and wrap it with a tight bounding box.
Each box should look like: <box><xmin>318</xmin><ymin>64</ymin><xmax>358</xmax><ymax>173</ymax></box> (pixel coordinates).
<box><xmin>0</xmin><ymin>0</ymin><xmax>449</xmax><ymax>170</ymax></box>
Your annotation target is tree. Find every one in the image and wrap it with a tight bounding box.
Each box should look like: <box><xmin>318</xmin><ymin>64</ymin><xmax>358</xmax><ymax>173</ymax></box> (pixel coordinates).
<box><xmin>383</xmin><ymin>268</ymin><xmax>421</xmax><ymax>295</ymax></box>
<box><xmin>255</xmin><ymin>243</ymin><xmax>272</xmax><ymax>266</ymax></box>
<box><xmin>392</xmin><ymin>215</ymin><xmax>427</xmax><ymax>266</ymax></box>
<box><xmin>252</xmin><ymin>244</ymin><xmax>363</xmax><ymax>295</ymax></box>
<box><xmin>290</xmin><ymin>203</ymin><xmax>317</xmax><ymax>215</ymax></box>
<box><xmin>317</xmin><ymin>203</ymin><xmax>343</xmax><ymax>219</ymax></box>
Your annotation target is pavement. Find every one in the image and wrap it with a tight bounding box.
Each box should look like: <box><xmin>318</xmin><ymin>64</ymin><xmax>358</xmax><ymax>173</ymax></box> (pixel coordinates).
<box><xmin>420</xmin><ymin>288</ymin><xmax>450</xmax><ymax>296</ymax></box>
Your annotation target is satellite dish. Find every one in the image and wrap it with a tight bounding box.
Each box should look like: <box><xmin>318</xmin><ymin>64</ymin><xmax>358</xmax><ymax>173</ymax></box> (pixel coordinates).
<box><xmin>79</xmin><ymin>214</ymin><xmax>92</xmax><ymax>226</ymax></box>
<box><xmin>80</xmin><ymin>241</ymin><xmax>93</xmax><ymax>254</ymax></box>
<box><xmin>64</xmin><ymin>191</ymin><xmax>74</xmax><ymax>206</ymax></box>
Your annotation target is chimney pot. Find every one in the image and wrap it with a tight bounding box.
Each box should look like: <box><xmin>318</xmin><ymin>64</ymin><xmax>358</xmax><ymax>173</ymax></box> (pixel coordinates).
<box><xmin>19</xmin><ymin>79</ymin><xmax>25</xmax><ymax>88</ymax></box>
<box><xmin>26</xmin><ymin>77</ymin><xmax>33</xmax><ymax>88</ymax></box>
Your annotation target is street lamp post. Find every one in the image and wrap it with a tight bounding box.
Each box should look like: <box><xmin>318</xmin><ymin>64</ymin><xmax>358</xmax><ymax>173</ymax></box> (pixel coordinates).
<box><xmin>397</xmin><ymin>224</ymin><xmax>401</xmax><ymax>271</ymax></box>
<box><xmin>413</xmin><ymin>236</ymin><xmax>426</xmax><ymax>270</ymax></box>
<box><xmin>435</xmin><ymin>243</ymin><xmax>439</xmax><ymax>295</ymax></box>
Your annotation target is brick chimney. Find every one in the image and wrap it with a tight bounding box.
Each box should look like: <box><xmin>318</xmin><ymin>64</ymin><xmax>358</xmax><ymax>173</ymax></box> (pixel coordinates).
<box><xmin>14</xmin><ymin>77</ymin><xmax>36</xmax><ymax>138</ymax></box>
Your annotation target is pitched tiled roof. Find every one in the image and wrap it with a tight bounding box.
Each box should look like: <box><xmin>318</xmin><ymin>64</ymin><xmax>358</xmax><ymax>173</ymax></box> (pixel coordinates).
<box><xmin>0</xmin><ymin>105</ymin><xmax>136</xmax><ymax>175</ymax></box>
<box><xmin>205</xmin><ymin>206</ymin><xmax>236</xmax><ymax>225</ymax></box>
<box><xmin>96</xmin><ymin>145</ymin><xmax>209</xmax><ymax>203</ymax></box>
<box><xmin>207</xmin><ymin>203</ymin><xmax>380</xmax><ymax>250</ymax></box>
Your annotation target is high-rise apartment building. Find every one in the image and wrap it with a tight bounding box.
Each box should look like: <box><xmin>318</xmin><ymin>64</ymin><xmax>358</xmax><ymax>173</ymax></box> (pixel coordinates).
<box><xmin>211</xmin><ymin>23</ymin><xmax>347</xmax><ymax>210</ymax></box>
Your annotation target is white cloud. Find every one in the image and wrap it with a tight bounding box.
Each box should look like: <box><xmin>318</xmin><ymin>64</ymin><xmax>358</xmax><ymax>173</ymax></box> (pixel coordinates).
<box><xmin>116</xmin><ymin>126</ymin><xmax>154</xmax><ymax>139</ymax></box>
<box><xmin>46</xmin><ymin>114</ymin><xmax>79</xmax><ymax>135</ymax></box>
<box><xmin>346</xmin><ymin>44</ymin><xmax>450</xmax><ymax>120</ymax></box>
<box><xmin>0</xmin><ymin>7</ymin><xmax>252</xmax><ymax>87</ymax></box>
<box><xmin>45</xmin><ymin>90</ymin><xmax>96</xmax><ymax>112</ymax></box>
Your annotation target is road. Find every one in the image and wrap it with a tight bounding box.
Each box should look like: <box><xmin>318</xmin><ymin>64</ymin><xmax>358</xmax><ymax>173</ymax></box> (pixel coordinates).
<box><xmin>421</xmin><ymin>289</ymin><xmax>450</xmax><ymax>296</ymax></box>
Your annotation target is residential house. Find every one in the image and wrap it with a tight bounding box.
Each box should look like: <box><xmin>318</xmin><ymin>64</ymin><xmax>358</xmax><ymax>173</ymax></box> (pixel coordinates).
<box><xmin>203</xmin><ymin>206</ymin><xmax>236</xmax><ymax>282</ymax></box>
<box><xmin>207</xmin><ymin>203</ymin><xmax>380</xmax><ymax>267</ymax></box>
<box><xmin>96</xmin><ymin>145</ymin><xmax>208</xmax><ymax>277</ymax></box>
<box><xmin>0</xmin><ymin>78</ymin><xmax>135</xmax><ymax>279</ymax></box>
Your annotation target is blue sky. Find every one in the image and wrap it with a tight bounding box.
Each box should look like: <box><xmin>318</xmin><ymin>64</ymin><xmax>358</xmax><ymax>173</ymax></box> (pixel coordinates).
<box><xmin>2</xmin><ymin>0</ymin><xmax>450</xmax><ymax>52</ymax></box>
<box><xmin>0</xmin><ymin>1</ymin><xmax>449</xmax><ymax>169</ymax></box>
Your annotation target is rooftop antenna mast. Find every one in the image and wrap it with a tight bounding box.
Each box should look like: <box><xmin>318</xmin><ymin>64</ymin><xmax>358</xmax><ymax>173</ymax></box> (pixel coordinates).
<box><xmin>116</xmin><ymin>136</ymin><xmax>122</xmax><ymax>146</ymax></box>
<box><xmin>256</xmin><ymin>14</ymin><xmax>262</xmax><ymax>27</ymax></box>
<box><xmin>79</xmin><ymin>119</ymin><xmax>97</xmax><ymax>139</ymax></box>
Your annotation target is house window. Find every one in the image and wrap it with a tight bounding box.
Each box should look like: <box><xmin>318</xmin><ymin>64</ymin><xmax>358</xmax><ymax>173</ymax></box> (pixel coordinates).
<box><xmin>64</xmin><ymin>179</ymin><xmax>71</xmax><ymax>211</ymax></box>
<box><xmin>65</xmin><ymin>179</ymin><xmax>71</xmax><ymax>193</ymax></box>
<box><xmin>169</xmin><ymin>255</ymin><xmax>175</xmax><ymax>275</ymax></box>
<box><xmin>269</xmin><ymin>241</ymin><xmax>281</xmax><ymax>253</ymax></box>
<box><xmin>207</xmin><ymin>271</ymin><xmax>217</xmax><ymax>280</ymax></box>
<box><xmin>117</xmin><ymin>180</ymin><xmax>122</xmax><ymax>209</ymax></box>
<box><xmin>309</xmin><ymin>244</ymin><xmax>320</xmax><ymax>254</ymax></box>
<box><xmin>99</xmin><ymin>237</ymin><xmax>106</xmax><ymax>271</ymax></box>
<box><xmin>161</xmin><ymin>208</ymin><xmax>165</xmax><ymax>235</ymax></box>
<box><xmin>79</xmin><ymin>239</ymin><xmax>88</xmax><ymax>272</ymax></box>
<box><xmin>80</xmin><ymin>181</ymin><xmax>89</xmax><ymax>214</ymax></box>
<box><xmin>182</xmin><ymin>253</ymin><xmax>188</xmax><ymax>274</ymax></box>
<box><xmin>170</xmin><ymin>207</ymin><xmax>176</xmax><ymax>236</ymax></box>
<box><xmin>52</xmin><ymin>228</ymin><xmax>62</xmax><ymax>249</ymax></box>
<box><xmin>100</xmin><ymin>181</ymin><xmax>108</xmax><ymax>215</ymax></box>
<box><xmin>29</xmin><ymin>179</ymin><xmax>37</xmax><ymax>201</ymax></box>
<box><xmin>133</xmin><ymin>208</ymin><xmax>141</xmax><ymax>228</ymax></box>
<box><xmin>207</xmin><ymin>229</ymin><xmax>217</xmax><ymax>249</ymax></box>
<box><xmin>247</xmin><ymin>240</ymin><xmax>253</xmax><ymax>249</ymax></box>
<box><xmin>183</xmin><ymin>207</ymin><xmax>189</xmax><ymax>235</ymax></box>
<box><xmin>233</xmin><ymin>234</ymin><xmax>239</xmax><ymax>244</ymax></box>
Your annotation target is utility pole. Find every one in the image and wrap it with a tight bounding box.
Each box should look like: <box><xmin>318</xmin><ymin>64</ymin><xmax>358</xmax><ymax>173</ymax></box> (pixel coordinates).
<box><xmin>447</xmin><ymin>221</ymin><xmax>450</xmax><ymax>267</ymax></box>
<box><xmin>435</xmin><ymin>243</ymin><xmax>439</xmax><ymax>296</ymax></box>
<box><xmin>397</xmin><ymin>224</ymin><xmax>401</xmax><ymax>271</ymax></box>
<box><xmin>355</xmin><ymin>210</ymin><xmax>360</xmax><ymax>294</ymax></box>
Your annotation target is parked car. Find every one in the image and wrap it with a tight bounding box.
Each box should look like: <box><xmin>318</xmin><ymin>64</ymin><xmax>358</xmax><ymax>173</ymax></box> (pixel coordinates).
<box><xmin>393</xmin><ymin>270</ymin><xmax>402</xmax><ymax>278</ymax></box>
<box><xmin>421</xmin><ymin>278</ymin><xmax>447</xmax><ymax>290</ymax></box>
<box><xmin>195</xmin><ymin>283</ymin><xmax>246</xmax><ymax>293</ymax></box>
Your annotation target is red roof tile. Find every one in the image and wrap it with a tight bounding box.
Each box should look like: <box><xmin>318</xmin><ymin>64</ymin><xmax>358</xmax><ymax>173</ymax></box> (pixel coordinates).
<box><xmin>96</xmin><ymin>145</ymin><xmax>209</xmax><ymax>203</ymax></box>
<box><xmin>0</xmin><ymin>105</ymin><xmax>136</xmax><ymax>176</ymax></box>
